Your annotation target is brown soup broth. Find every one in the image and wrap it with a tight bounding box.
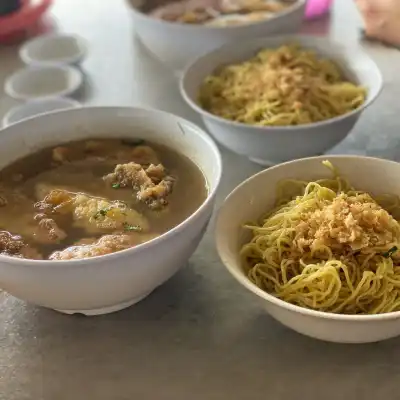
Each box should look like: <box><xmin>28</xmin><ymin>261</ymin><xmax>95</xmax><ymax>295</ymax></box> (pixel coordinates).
<box><xmin>0</xmin><ymin>139</ymin><xmax>208</xmax><ymax>259</ymax></box>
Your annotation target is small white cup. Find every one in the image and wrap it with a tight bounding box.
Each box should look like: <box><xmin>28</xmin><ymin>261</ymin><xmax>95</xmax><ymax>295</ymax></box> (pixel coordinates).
<box><xmin>4</xmin><ymin>65</ymin><xmax>83</xmax><ymax>101</ymax></box>
<box><xmin>2</xmin><ymin>98</ymin><xmax>81</xmax><ymax>128</ymax></box>
<box><xmin>19</xmin><ymin>34</ymin><xmax>87</xmax><ymax>66</ymax></box>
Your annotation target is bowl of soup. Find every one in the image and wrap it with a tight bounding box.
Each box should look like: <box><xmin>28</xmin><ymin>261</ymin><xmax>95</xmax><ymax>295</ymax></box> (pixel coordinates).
<box><xmin>216</xmin><ymin>156</ymin><xmax>400</xmax><ymax>343</ymax></box>
<box><xmin>180</xmin><ymin>35</ymin><xmax>383</xmax><ymax>165</ymax></box>
<box><xmin>127</xmin><ymin>0</ymin><xmax>306</xmax><ymax>70</ymax></box>
<box><xmin>0</xmin><ymin>106</ymin><xmax>222</xmax><ymax>315</ymax></box>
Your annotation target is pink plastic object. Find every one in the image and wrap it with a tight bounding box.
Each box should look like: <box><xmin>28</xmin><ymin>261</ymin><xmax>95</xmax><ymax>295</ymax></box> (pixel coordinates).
<box><xmin>305</xmin><ymin>0</ymin><xmax>333</xmax><ymax>19</ymax></box>
<box><xmin>0</xmin><ymin>0</ymin><xmax>52</xmax><ymax>43</ymax></box>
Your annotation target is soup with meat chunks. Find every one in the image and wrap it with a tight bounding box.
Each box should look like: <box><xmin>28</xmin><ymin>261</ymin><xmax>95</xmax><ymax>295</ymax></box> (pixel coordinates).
<box><xmin>0</xmin><ymin>139</ymin><xmax>208</xmax><ymax>260</ymax></box>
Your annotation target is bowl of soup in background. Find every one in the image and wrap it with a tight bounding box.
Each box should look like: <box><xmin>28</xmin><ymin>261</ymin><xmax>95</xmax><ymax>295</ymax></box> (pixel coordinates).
<box><xmin>216</xmin><ymin>155</ymin><xmax>400</xmax><ymax>343</ymax></box>
<box><xmin>180</xmin><ymin>35</ymin><xmax>383</xmax><ymax>166</ymax></box>
<box><xmin>0</xmin><ymin>106</ymin><xmax>222</xmax><ymax>315</ymax></box>
<box><xmin>127</xmin><ymin>0</ymin><xmax>306</xmax><ymax>71</ymax></box>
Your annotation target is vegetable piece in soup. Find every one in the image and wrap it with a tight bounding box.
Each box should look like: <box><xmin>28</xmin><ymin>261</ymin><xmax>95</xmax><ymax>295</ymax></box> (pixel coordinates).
<box><xmin>103</xmin><ymin>162</ymin><xmax>175</xmax><ymax>210</ymax></box>
<box><xmin>0</xmin><ymin>231</ymin><xmax>42</xmax><ymax>259</ymax></box>
<box><xmin>35</xmin><ymin>189</ymin><xmax>150</xmax><ymax>233</ymax></box>
<box><xmin>49</xmin><ymin>233</ymin><xmax>159</xmax><ymax>260</ymax></box>
<box><xmin>0</xmin><ymin>139</ymin><xmax>207</xmax><ymax>260</ymax></box>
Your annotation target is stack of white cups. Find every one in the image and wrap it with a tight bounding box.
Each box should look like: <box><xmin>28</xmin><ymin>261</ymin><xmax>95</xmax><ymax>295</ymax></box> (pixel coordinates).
<box><xmin>2</xmin><ymin>33</ymin><xmax>86</xmax><ymax>127</ymax></box>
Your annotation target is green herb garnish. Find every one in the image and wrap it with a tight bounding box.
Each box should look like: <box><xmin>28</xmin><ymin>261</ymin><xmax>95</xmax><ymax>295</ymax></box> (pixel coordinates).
<box><xmin>112</xmin><ymin>183</ymin><xmax>120</xmax><ymax>189</ymax></box>
<box><xmin>123</xmin><ymin>223</ymin><xmax>142</xmax><ymax>232</ymax></box>
<box><xmin>94</xmin><ymin>208</ymin><xmax>110</xmax><ymax>220</ymax></box>
<box><xmin>383</xmin><ymin>246</ymin><xmax>398</xmax><ymax>258</ymax></box>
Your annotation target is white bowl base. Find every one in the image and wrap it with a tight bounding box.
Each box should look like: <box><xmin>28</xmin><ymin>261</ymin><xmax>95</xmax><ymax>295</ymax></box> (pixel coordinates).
<box><xmin>248</xmin><ymin>157</ymin><xmax>277</xmax><ymax>166</ymax></box>
<box><xmin>53</xmin><ymin>291</ymin><xmax>153</xmax><ymax>316</ymax></box>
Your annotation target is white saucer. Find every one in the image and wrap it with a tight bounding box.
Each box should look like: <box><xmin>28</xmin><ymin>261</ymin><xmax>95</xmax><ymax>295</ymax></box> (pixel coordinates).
<box><xmin>2</xmin><ymin>98</ymin><xmax>81</xmax><ymax>128</ymax></box>
<box><xmin>20</xmin><ymin>33</ymin><xmax>87</xmax><ymax>66</ymax></box>
<box><xmin>4</xmin><ymin>65</ymin><xmax>83</xmax><ymax>100</ymax></box>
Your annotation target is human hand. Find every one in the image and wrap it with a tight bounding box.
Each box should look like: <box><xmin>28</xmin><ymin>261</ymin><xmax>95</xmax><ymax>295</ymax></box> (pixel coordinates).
<box><xmin>355</xmin><ymin>0</ymin><xmax>400</xmax><ymax>45</ymax></box>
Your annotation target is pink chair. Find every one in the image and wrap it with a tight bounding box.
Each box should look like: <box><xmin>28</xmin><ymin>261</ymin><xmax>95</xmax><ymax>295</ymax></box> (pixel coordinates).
<box><xmin>305</xmin><ymin>0</ymin><xmax>333</xmax><ymax>19</ymax></box>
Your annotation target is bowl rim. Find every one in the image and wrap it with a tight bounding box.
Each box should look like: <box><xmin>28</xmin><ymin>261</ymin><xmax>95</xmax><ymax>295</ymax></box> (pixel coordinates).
<box><xmin>0</xmin><ymin>105</ymin><xmax>222</xmax><ymax>266</ymax></box>
<box><xmin>180</xmin><ymin>34</ymin><xmax>384</xmax><ymax>131</ymax></box>
<box><xmin>19</xmin><ymin>33</ymin><xmax>88</xmax><ymax>66</ymax></box>
<box><xmin>216</xmin><ymin>154</ymin><xmax>400</xmax><ymax>321</ymax></box>
<box><xmin>2</xmin><ymin>97</ymin><xmax>81</xmax><ymax>128</ymax></box>
<box><xmin>128</xmin><ymin>0</ymin><xmax>306</xmax><ymax>31</ymax></box>
<box><xmin>4</xmin><ymin>64</ymin><xmax>83</xmax><ymax>101</ymax></box>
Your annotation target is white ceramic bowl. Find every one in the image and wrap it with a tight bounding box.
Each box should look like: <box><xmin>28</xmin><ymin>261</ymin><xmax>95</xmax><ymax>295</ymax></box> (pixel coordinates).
<box><xmin>4</xmin><ymin>65</ymin><xmax>83</xmax><ymax>101</ymax></box>
<box><xmin>2</xmin><ymin>98</ymin><xmax>81</xmax><ymax>128</ymax></box>
<box><xmin>216</xmin><ymin>155</ymin><xmax>400</xmax><ymax>343</ymax></box>
<box><xmin>181</xmin><ymin>35</ymin><xmax>383</xmax><ymax>166</ymax></box>
<box><xmin>128</xmin><ymin>0</ymin><xmax>306</xmax><ymax>70</ymax></box>
<box><xmin>0</xmin><ymin>106</ymin><xmax>222</xmax><ymax>316</ymax></box>
<box><xmin>19</xmin><ymin>34</ymin><xmax>87</xmax><ymax>66</ymax></box>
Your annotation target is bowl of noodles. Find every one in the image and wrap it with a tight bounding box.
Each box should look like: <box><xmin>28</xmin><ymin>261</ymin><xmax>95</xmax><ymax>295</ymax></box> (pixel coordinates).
<box><xmin>127</xmin><ymin>0</ymin><xmax>306</xmax><ymax>70</ymax></box>
<box><xmin>216</xmin><ymin>156</ymin><xmax>400</xmax><ymax>343</ymax></box>
<box><xmin>180</xmin><ymin>35</ymin><xmax>383</xmax><ymax>165</ymax></box>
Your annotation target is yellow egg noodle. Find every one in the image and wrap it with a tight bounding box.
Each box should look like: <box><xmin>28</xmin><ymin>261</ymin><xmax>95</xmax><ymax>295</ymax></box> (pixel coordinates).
<box><xmin>199</xmin><ymin>44</ymin><xmax>367</xmax><ymax>126</ymax></box>
<box><xmin>240</xmin><ymin>161</ymin><xmax>400</xmax><ymax>314</ymax></box>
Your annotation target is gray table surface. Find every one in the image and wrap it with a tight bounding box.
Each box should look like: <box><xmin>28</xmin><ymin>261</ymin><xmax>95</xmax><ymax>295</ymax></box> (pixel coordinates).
<box><xmin>1</xmin><ymin>1</ymin><xmax>400</xmax><ymax>399</ymax></box>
